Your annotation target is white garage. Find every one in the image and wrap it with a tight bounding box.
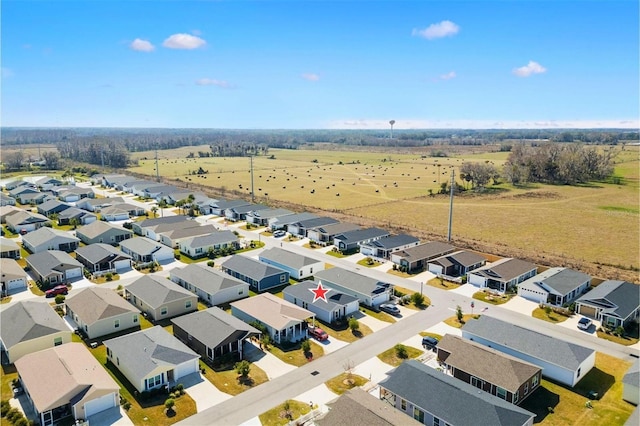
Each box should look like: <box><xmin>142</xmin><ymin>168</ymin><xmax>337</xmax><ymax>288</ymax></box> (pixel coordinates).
<box><xmin>82</xmin><ymin>391</ymin><xmax>119</xmax><ymax>419</ymax></box>
<box><xmin>173</xmin><ymin>358</ymin><xmax>200</xmax><ymax>381</ymax></box>
<box><xmin>64</xmin><ymin>267</ymin><xmax>83</xmax><ymax>280</ymax></box>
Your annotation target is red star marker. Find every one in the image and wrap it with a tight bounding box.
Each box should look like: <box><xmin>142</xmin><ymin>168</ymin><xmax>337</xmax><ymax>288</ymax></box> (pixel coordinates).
<box><xmin>310</xmin><ymin>281</ymin><xmax>330</xmax><ymax>303</ymax></box>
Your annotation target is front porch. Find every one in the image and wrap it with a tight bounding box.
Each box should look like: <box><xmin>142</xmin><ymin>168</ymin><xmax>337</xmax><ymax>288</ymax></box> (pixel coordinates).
<box><xmin>272</xmin><ymin>322</ymin><xmax>309</xmax><ymax>344</ymax></box>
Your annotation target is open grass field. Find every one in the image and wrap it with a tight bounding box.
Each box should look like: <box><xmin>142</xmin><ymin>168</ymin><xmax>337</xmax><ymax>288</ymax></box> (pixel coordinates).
<box><xmin>127</xmin><ymin>144</ymin><xmax>640</xmax><ymax>281</ymax></box>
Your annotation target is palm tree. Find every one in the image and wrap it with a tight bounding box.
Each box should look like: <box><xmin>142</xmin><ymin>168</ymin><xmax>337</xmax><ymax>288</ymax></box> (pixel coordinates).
<box><xmin>158</xmin><ymin>200</ymin><xmax>167</xmax><ymax>218</ymax></box>
<box><xmin>69</xmin><ymin>217</ymin><xmax>80</xmax><ymax>230</ymax></box>
<box><xmin>150</xmin><ymin>206</ymin><xmax>158</xmax><ymax>218</ymax></box>
<box><xmin>175</xmin><ymin>200</ymin><xmax>185</xmax><ymax>215</ymax></box>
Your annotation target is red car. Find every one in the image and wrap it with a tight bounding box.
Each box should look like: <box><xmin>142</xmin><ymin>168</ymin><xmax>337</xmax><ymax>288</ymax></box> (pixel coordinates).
<box><xmin>308</xmin><ymin>326</ymin><xmax>328</xmax><ymax>341</ymax></box>
<box><xmin>45</xmin><ymin>285</ymin><xmax>68</xmax><ymax>298</ymax></box>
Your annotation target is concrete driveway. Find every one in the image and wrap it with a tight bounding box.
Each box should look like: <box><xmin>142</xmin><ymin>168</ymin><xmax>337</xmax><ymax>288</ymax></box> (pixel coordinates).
<box><xmin>353</xmin><ymin>311</ymin><xmax>391</xmax><ymax>332</ymax></box>
<box><xmin>181</xmin><ymin>372</ymin><xmax>232</xmax><ymax>412</ymax></box>
<box><xmin>450</xmin><ymin>283</ymin><xmax>479</xmax><ymax>297</ymax></box>
<box><xmin>87</xmin><ymin>406</ymin><xmax>134</xmax><ymax>426</ymax></box>
<box><xmin>423</xmin><ymin>321</ymin><xmax>462</xmax><ymax>338</ymax></box>
<box><xmin>501</xmin><ymin>295</ymin><xmax>539</xmax><ymax>315</ymax></box>
<box><xmin>557</xmin><ymin>314</ymin><xmax>601</xmax><ymax>336</ymax></box>
<box><xmin>244</xmin><ymin>341</ymin><xmax>297</xmax><ymax>380</ymax></box>
<box><xmin>313</xmin><ymin>335</ymin><xmax>349</xmax><ymax>354</ymax></box>
<box><xmin>351</xmin><ymin>356</ymin><xmax>394</xmax><ymax>384</ymax></box>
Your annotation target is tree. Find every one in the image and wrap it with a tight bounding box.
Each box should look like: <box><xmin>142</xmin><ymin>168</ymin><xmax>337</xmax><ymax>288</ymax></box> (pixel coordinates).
<box><xmin>348</xmin><ymin>316</ymin><xmax>360</xmax><ymax>333</ymax></box>
<box><xmin>42</xmin><ymin>151</ymin><xmax>60</xmax><ymax>169</ymax></box>
<box><xmin>158</xmin><ymin>200</ymin><xmax>167</xmax><ymax>217</ymax></box>
<box><xmin>150</xmin><ymin>206</ymin><xmax>158</xmax><ymax>218</ymax></box>
<box><xmin>175</xmin><ymin>200</ymin><xmax>185</xmax><ymax>215</ymax></box>
<box><xmin>395</xmin><ymin>344</ymin><xmax>408</xmax><ymax>359</ymax></box>
<box><xmin>4</xmin><ymin>151</ymin><xmax>24</xmax><ymax>171</ymax></box>
<box><xmin>301</xmin><ymin>339</ymin><xmax>311</xmax><ymax>354</ymax></box>
<box><xmin>456</xmin><ymin>305</ymin><xmax>463</xmax><ymax>322</ymax></box>
<box><xmin>164</xmin><ymin>398</ymin><xmax>175</xmax><ymax>413</ymax></box>
<box><xmin>234</xmin><ymin>360</ymin><xmax>251</xmax><ymax>378</ymax></box>
<box><xmin>69</xmin><ymin>217</ymin><xmax>80</xmax><ymax>230</ymax></box>
<box><xmin>54</xmin><ymin>294</ymin><xmax>66</xmax><ymax>305</ymax></box>
<box><xmin>410</xmin><ymin>292</ymin><xmax>425</xmax><ymax>307</ymax></box>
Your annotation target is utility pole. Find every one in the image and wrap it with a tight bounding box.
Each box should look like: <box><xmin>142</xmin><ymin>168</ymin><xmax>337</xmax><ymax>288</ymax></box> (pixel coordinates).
<box><xmin>250</xmin><ymin>156</ymin><xmax>255</xmax><ymax>203</ymax></box>
<box><xmin>155</xmin><ymin>145</ymin><xmax>160</xmax><ymax>182</ymax></box>
<box><xmin>447</xmin><ymin>169</ymin><xmax>455</xmax><ymax>242</ymax></box>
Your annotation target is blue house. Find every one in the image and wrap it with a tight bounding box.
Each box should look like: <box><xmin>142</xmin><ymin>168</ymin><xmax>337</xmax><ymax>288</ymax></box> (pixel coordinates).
<box><xmin>221</xmin><ymin>255</ymin><xmax>289</xmax><ymax>293</ymax></box>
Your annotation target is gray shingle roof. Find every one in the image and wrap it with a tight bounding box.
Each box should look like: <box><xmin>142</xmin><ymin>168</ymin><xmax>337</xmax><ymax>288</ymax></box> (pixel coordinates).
<box><xmin>103</xmin><ymin>326</ymin><xmax>199</xmax><ymax>379</ymax></box>
<box><xmin>26</xmin><ymin>250</ymin><xmax>82</xmax><ymax>277</ymax></box>
<box><xmin>0</xmin><ymin>258</ymin><xmax>26</xmax><ymax>281</ymax></box>
<box><xmin>76</xmin><ymin>220</ymin><xmax>132</xmax><ymax>239</ymax></box>
<box><xmin>171</xmin><ymin>307</ymin><xmax>260</xmax><ymax>350</ymax></box>
<box><xmin>183</xmin><ymin>230</ymin><xmax>237</xmax><ymax>248</ymax></box>
<box><xmin>538</xmin><ymin>268</ymin><xmax>591</xmax><ymax>295</ymax></box>
<box><xmin>623</xmin><ymin>359</ymin><xmax>639</xmax><ymax>386</ymax></box>
<box><xmin>170</xmin><ymin>263</ymin><xmax>248</xmax><ymax>295</ymax></box>
<box><xmin>75</xmin><ymin>243</ymin><xmax>131</xmax><ymax>264</ymax></box>
<box><xmin>471</xmin><ymin>258</ymin><xmax>537</xmax><ymax>283</ymax></box>
<box><xmin>334</xmin><ymin>227</ymin><xmax>389</xmax><ymax>243</ymax></box>
<box><xmin>136</xmin><ymin>215</ymin><xmax>191</xmax><ymax>229</ymax></box>
<box><xmin>214</xmin><ymin>199</ymin><xmax>252</xmax><ymax>210</ymax></box>
<box><xmin>363</xmin><ymin>234</ymin><xmax>419</xmax><ymax>249</ymax></box>
<box><xmin>0</xmin><ymin>300</ymin><xmax>69</xmax><ymax>348</ymax></box>
<box><xmin>393</xmin><ymin>241</ymin><xmax>456</xmax><ymax>262</ymax></box>
<box><xmin>231</xmin><ymin>293</ymin><xmax>313</xmax><ymax>329</ymax></box>
<box><xmin>126</xmin><ymin>275</ymin><xmax>195</xmax><ymax>308</ymax></box>
<box><xmin>6</xmin><ymin>211</ymin><xmax>49</xmax><ymax>228</ymax></box>
<box><xmin>309</xmin><ymin>222</ymin><xmax>360</xmax><ymax>235</ymax></box>
<box><xmin>270</xmin><ymin>212</ymin><xmax>318</xmax><ymax>226</ymax></box>
<box><xmin>462</xmin><ymin>316</ymin><xmax>594</xmax><ymax>370</ymax></box>
<box><xmin>315</xmin><ymin>267</ymin><xmax>390</xmax><ymax>296</ymax></box>
<box><xmin>293</xmin><ymin>216</ymin><xmax>339</xmax><ymax>229</ymax></box>
<box><xmin>259</xmin><ymin>247</ymin><xmax>319</xmax><ymax>270</ymax></box>
<box><xmin>228</xmin><ymin>204</ymin><xmax>268</xmax><ymax>215</ymax></box>
<box><xmin>247</xmin><ymin>208</ymin><xmax>293</xmax><ymax>219</ymax></box>
<box><xmin>222</xmin><ymin>255</ymin><xmax>286</xmax><ymax>280</ymax></box>
<box><xmin>0</xmin><ymin>237</ymin><xmax>20</xmax><ymax>253</ymax></box>
<box><xmin>160</xmin><ymin>224</ymin><xmax>217</xmax><ymax>240</ymax></box>
<box><xmin>434</xmin><ymin>250</ymin><xmax>487</xmax><ymax>267</ymax></box>
<box><xmin>379</xmin><ymin>360</ymin><xmax>535</xmax><ymax>426</ymax></box>
<box><xmin>65</xmin><ymin>286</ymin><xmax>139</xmax><ymax>326</ymax></box>
<box><xmin>38</xmin><ymin>199</ymin><xmax>71</xmax><ymax>213</ymax></box>
<box><xmin>283</xmin><ymin>280</ymin><xmax>359</xmax><ymax>311</ymax></box>
<box><xmin>58</xmin><ymin>207</ymin><xmax>95</xmax><ymax>221</ymax></box>
<box><xmin>22</xmin><ymin>227</ymin><xmax>80</xmax><ymax>248</ymax></box>
<box><xmin>576</xmin><ymin>280</ymin><xmax>640</xmax><ymax>321</ymax></box>
<box><xmin>120</xmin><ymin>237</ymin><xmax>165</xmax><ymax>255</ymax></box>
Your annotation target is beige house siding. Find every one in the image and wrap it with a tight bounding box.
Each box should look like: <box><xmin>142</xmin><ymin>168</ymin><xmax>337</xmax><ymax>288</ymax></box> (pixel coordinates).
<box><xmin>129</xmin><ymin>293</ymin><xmax>197</xmax><ymax>321</ymax></box>
<box><xmin>7</xmin><ymin>331</ymin><xmax>72</xmax><ymax>364</ymax></box>
<box><xmin>73</xmin><ymin>312</ymin><xmax>140</xmax><ymax>339</ymax></box>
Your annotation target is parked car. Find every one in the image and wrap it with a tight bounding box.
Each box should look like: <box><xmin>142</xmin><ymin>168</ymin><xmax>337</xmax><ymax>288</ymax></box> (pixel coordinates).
<box><xmin>577</xmin><ymin>317</ymin><xmax>592</xmax><ymax>330</ymax></box>
<box><xmin>422</xmin><ymin>336</ymin><xmax>439</xmax><ymax>350</ymax></box>
<box><xmin>273</xmin><ymin>230</ymin><xmax>286</xmax><ymax>238</ymax></box>
<box><xmin>19</xmin><ymin>228</ymin><xmax>28</xmax><ymax>235</ymax></box>
<box><xmin>379</xmin><ymin>303</ymin><xmax>401</xmax><ymax>316</ymax></box>
<box><xmin>45</xmin><ymin>285</ymin><xmax>68</xmax><ymax>298</ymax></box>
<box><xmin>308</xmin><ymin>325</ymin><xmax>329</xmax><ymax>341</ymax></box>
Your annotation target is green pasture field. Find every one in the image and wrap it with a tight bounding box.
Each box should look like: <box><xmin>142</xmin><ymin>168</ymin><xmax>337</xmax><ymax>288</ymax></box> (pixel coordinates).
<box><xmin>128</xmin><ymin>145</ymin><xmax>640</xmax><ymax>274</ymax></box>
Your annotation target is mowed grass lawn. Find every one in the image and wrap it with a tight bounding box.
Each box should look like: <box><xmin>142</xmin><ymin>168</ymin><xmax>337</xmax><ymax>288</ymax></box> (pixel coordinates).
<box><xmin>521</xmin><ymin>353</ymin><xmax>634</xmax><ymax>426</ymax></box>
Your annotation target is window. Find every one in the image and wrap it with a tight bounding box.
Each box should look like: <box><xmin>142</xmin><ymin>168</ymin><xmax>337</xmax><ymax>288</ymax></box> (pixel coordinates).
<box><xmin>186</xmin><ymin>300</ymin><xmax>192</xmax><ymax>309</ymax></box>
<box><xmin>133</xmin><ymin>315</ymin><xmax>138</xmax><ymax>323</ymax></box>
<box><xmin>280</xmin><ymin>274</ymin><xmax>287</xmax><ymax>283</ymax></box>
<box><xmin>117</xmin><ymin>357</ymin><xmax>119</xmax><ymax>365</ymax></box>
<box><xmin>146</xmin><ymin>374</ymin><xmax>163</xmax><ymax>390</ymax></box>
<box><xmin>54</xmin><ymin>337</ymin><xmax>63</xmax><ymax>346</ymax></box>
<box><xmin>496</xmin><ymin>387</ymin><xmax>507</xmax><ymax>400</ymax></box>
<box><xmin>114</xmin><ymin>319</ymin><xmax>120</xmax><ymax>328</ymax></box>
<box><xmin>401</xmin><ymin>399</ymin><xmax>406</xmax><ymax>411</ymax></box>
<box><xmin>434</xmin><ymin>418</ymin><xmax>441</xmax><ymax>426</ymax></box>
<box><xmin>524</xmin><ymin>383</ymin><xmax>529</xmax><ymax>395</ymax></box>
<box><xmin>513</xmin><ymin>390</ymin><xmax>519</xmax><ymax>404</ymax></box>
<box><xmin>532</xmin><ymin>374</ymin><xmax>538</xmax><ymax>387</ymax></box>
<box><xmin>161</xmin><ymin>307</ymin><xmax>168</xmax><ymax>316</ymax></box>
<box><xmin>413</xmin><ymin>407</ymin><xmax>424</xmax><ymax>423</ymax></box>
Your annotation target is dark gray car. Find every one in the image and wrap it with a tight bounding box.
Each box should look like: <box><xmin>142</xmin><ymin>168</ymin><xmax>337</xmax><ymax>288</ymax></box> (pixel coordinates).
<box><xmin>422</xmin><ymin>336</ymin><xmax>439</xmax><ymax>350</ymax></box>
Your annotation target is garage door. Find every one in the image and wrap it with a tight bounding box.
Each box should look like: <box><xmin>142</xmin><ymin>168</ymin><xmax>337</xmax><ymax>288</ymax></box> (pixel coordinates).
<box><xmin>578</xmin><ymin>305</ymin><xmax>597</xmax><ymax>318</ymax></box>
<box><xmin>84</xmin><ymin>392</ymin><xmax>117</xmax><ymax>418</ymax></box>
<box><xmin>428</xmin><ymin>264</ymin><xmax>443</xmax><ymax>275</ymax></box>
<box><xmin>114</xmin><ymin>259</ymin><xmax>131</xmax><ymax>271</ymax></box>
<box><xmin>174</xmin><ymin>359</ymin><xmax>198</xmax><ymax>380</ymax></box>
<box><xmin>65</xmin><ymin>268</ymin><xmax>82</xmax><ymax>279</ymax></box>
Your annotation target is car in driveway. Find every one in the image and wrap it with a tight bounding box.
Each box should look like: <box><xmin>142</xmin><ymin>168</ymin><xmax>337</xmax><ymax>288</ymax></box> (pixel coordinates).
<box><xmin>379</xmin><ymin>303</ymin><xmax>401</xmax><ymax>316</ymax></box>
<box><xmin>422</xmin><ymin>336</ymin><xmax>439</xmax><ymax>350</ymax></box>
<box><xmin>273</xmin><ymin>230</ymin><xmax>286</xmax><ymax>238</ymax></box>
<box><xmin>45</xmin><ymin>285</ymin><xmax>68</xmax><ymax>298</ymax></box>
<box><xmin>308</xmin><ymin>326</ymin><xmax>329</xmax><ymax>341</ymax></box>
<box><xmin>577</xmin><ymin>317</ymin><xmax>592</xmax><ymax>330</ymax></box>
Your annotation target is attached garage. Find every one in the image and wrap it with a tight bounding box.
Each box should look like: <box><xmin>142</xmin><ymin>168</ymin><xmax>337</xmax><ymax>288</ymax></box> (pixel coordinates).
<box><xmin>428</xmin><ymin>263</ymin><xmax>443</xmax><ymax>275</ymax></box>
<box><xmin>114</xmin><ymin>259</ymin><xmax>132</xmax><ymax>271</ymax></box>
<box><xmin>577</xmin><ymin>304</ymin><xmax>598</xmax><ymax>319</ymax></box>
<box><xmin>65</xmin><ymin>267</ymin><xmax>83</xmax><ymax>280</ymax></box>
<box><xmin>173</xmin><ymin>358</ymin><xmax>199</xmax><ymax>380</ymax></box>
<box><xmin>83</xmin><ymin>392</ymin><xmax>118</xmax><ymax>418</ymax></box>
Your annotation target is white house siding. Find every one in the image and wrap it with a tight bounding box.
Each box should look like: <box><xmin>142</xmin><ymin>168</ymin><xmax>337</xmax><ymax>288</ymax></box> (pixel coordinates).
<box><xmin>103</xmin><ymin>212</ymin><xmax>129</xmax><ymax>221</ymax></box>
<box><xmin>428</xmin><ymin>264</ymin><xmax>444</xmax><ymax>275</ymax></box>
<box><xmin>461</xmin><ymin>332</ymin><xmax>594</xmax><ymax>387</ymax></box>
<box><xmin>113</xmin><ymin>259</ymin><xmax>132</xmax><ymax>271</ymax></box>
<box><xmin>86</xmin><ymin>313</ymin><xmax>140</xmax><ymax>339</ymax></box>
<box><xmin>173</xmin><ymin>358</ymin><xmax>199</xmax><ymax>380</ymax></box>
<box><xmin>60</xmin><ymin>194</ymin><xmax>80</xmax><ymax>202</ymax></box>
<box><xmin>623</xmin><ymin>383</ymin><xmax>639</xmax><ymax>405</ymax></box>
<box><xmin>371</xmin><ymin>292</ymin><xmax>390</xmax><ymax>307</ymax></box>
<box><xmin>65</xmin><ymin>267</ymin><xmax>83</xmax><ymax>280</ymax></box>
<box><xmin>518</xmin><ymin>286</ymin><xmax>548</xmax><ymax>304</ymax></box>
<box><xmin>212</xmin><ymin>285</ymin><xmax>248</xmax><ymax>306</ymax></box>
<box><xmin>81</xmin><ymin>392</ymin><xmax>118</xmax><ymax>419</ymax></box>
<box><xmin>152</xmin><ymin>246</ymin><xmax>174</xmax><ymax>263</ymax></box>
<box><xmin>5</xmin><ymin>276</ymin><xmax>27</xmax><ymax>292</ymax></box>
<box><xmin>468</xmin><ymin>273</ymin><xmax>487</xmax><ymax>288</ymax></box>
<box><xmin>7</xmin><ymin>332</ymin><xmax>72</xmax><ymax>364</ymax></box>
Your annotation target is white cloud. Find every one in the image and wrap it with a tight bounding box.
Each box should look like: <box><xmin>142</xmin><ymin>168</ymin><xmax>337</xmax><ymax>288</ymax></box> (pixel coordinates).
<box><xmin>130</xmin><ymin>38</ymin><xmax>155</xmax><ymax>52</ymax></box>
<box><xmin>163</xmin><ymin>33</ymin><xmax>206</xmax><ymax>50</ymax></box>
<box><xmin>196</xmin><ymin>78</ymin><xmax>233</xmax><ymax>88</ymax></box>
<box><xmin>412</xmin><ymin>20</ymin><xmax>460</xmax><ymax>40</ymax></box>
<box><xmin>327</xmin><ymin>118</ymin><xmax>639</xmax><ymax>129</ymax></box>
<box><xmin>440</xmin><ymin>71</ymin><xmax>456</xmax><ymax>80</ymax></box>
<box><xmin>302</xmin><ymin>73</ymin><xmax>320</xmax><ymax>81</ymax></box>
<box><xmin>513</xmin><ymin>61</ymin><xmax>547</xmax><ymax>77</ymax></box>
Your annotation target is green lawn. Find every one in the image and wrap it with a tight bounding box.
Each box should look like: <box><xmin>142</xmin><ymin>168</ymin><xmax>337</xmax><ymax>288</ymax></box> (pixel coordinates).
<box><xmin>359</xmin><ymin>306</ymin><xmax>396</xmax><ymax>323</ymax></box>
<box><xmin>311</xmin><ymin>318</ymin><xmax>373</xmax><ymax>343</ymax></box>
<box><xmin>377</xmin><ymin>345</ymin><xmax>423</xmax><ymax>367</ymax></box>
<box><xmin>596</xmin><ymin>330</ymin><xmax>639</xmax><ymax>346</ymax></box>
<box><xmin>394</xmin><ymin>286</ymin><xmax>431</xmax><ymax>310</ymax></box>
<box><xmin>443</xmin><ymin>314</ymin><xmax>480</xmax><ymax>329</ymax></box>
<box><xmin>326</xmin><ymin>250</ymin><xmax>350</xmax><ymax>258</ymax></box>
<box><xmin>199</xmin><ymin>360</ymin><xmax>268</xmax><ymax>396</ymax></box>
<box><xmin>90</xmin><ymin>273</ymin><xmax>120</xmax><ymax>284</ymax></box>
<box><xmin>520</xmin><ymin>353</ymin><xmax>634</xmax><ymax>426</ymax></box>
<box><xmin>426</xmin><ymin>277</ymin><xmax>461</xmax><ymax>290</ymax></box>
<box><xmin>1</xmin><ymin>363</ymin><xmax>18</xmax><ymax>401</ymax></box>
<box><xmin>419</xmin><ymin>332</ymin><xmax>444</xmax><ymax>340</ymax></box>
<box><xmin>472</xmin><ymin>290</ymin><xmax>513</xmax><ymax>305</ymax></box>
<box><xmin>174</xmin><ymin>250</ymin><xmax>209</xmax><ymax>264</ymax></box>
<box><xmin>324</xmin><ymin>373</ymin><xmax>369</xmax><ymax>395</ymax></box>
<box><xmin>532</xmin><ymin>307</ymin><xmax>571</xmax><ymax>324</ymax></box>
<box><xmin>267</xmin><ymin>340</ymin><xmax>324</xmax><ymax>366</ymax></box>
<box><xmin>258</xmin><ymin>399</ymin><xmax>313</xmax><ymax>426</ymax></box>
<box><xmin>356</xmin><ymin>258</ymin><xmax>383</xmax><ymax>268</ymax></box>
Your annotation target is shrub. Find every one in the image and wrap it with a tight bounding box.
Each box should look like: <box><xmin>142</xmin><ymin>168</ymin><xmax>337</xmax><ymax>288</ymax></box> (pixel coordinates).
<box><xmin>14</xmin><ymin>417</ymin><xmax>29</xmax><ymax>426</ymax></box>
<box><xmin>301</xmin><ymin>339</ymin><xmax>311</xmax><ymax>353</ymax></box>
<box><xmin>235</xmin><ymin>360</ymin><xmax>251</xmax><ymax>378</ymax></box>
<box><xmin>54</xmin><ymin>294</ymin><xmax>66</xmax><ymax>305</ymax></box>
<box><xmin>410</xmin><ymin>292</ymin><xmax>425</xmax><ymax>307</ymax></box>
<box><xmin>395</xmin><ymin>344</ymin><xmax>408</xmax><ymax>359</ymax></box>
<box><xmin>123</xmin><ymin>402</ymin><xmax>132</xmax><ymax>411</ymax></box>
<box><xmin>544</xmin><ymin>305</ymin><xmax>552</xmax><ymax>315</ymax></box>
<box><xmin>456</xmin><ymin>305</ymin><xmax>463</xmax><ymax>322</ymax></box>
<box><xmin>207</xmin><ymin>261</ymin><xmax>215</xmax><ymax>267</ymax></box>
<box><xmin>176</xmin><ymin>383</ymin><xmax>184</xmax><ymax>393</ymax></box>
<box><xmin>164</xmin><ymin>398</ymin><xmax>175</xmax><ymax>411</ymax></box>
<box><xmin>1</xmin><ymin>400</ymin><xmax>11</xmax><ymax>417</ymax></box>
<box><xmin>105</xmin><ymin>272</ymin><xmax>113</xmax><ymax>281</ymax></box>
<box><xmin>174</xmin><ymin>253</ymin><xmax>181</xmax><ymax>260</ymax></box>
<box><xmin>348</xmin><ymin>316</ymin><xmax>360</xmax><ymax>332</ymax></box>
<box><xmin>6</xmin><ymin>408</ymin><xmax>20</xmax><ymax>422</ymax></box>
<box><xmin>615</xmin><ymin>326</ymin><xmax>625</xmax><ymax>337</ymax></box>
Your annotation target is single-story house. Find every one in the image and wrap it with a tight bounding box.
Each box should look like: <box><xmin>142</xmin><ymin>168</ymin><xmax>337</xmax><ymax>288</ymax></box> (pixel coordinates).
<box><xmin>575</xmin><ymin>280</ymin><xmax>640</xmax><ymax>329</ymax></box>
<box><xmin>390</xmin><ymin>241</ymin><xmax>457</xmax><ymax>272</ymax></box>
<box><xmin>259</xmin><ymin>247</ymin><xmax>325</xmax><ymax>280</ymax></box>
<box><xmin>143</xmin><ymin>184</ymin><xmax>179</xmax><ymax>200</ymax></box>
<box><xmin>359</xmin><ymin>234</ymin><xmax>420</xmax><ymax>259</ymax></box>
<box><xmin>1</xmin><ymin>258</ymin><xmax>28</xmax><ymax>295</ymax></box>
<box><xmin>427</xmin><ymin>250</ymin><xmax>488</xmax><ymax>277</ymax></box>
<box><xmin>283</xmin><ymin>280</ymin><xmax>360</xmax><ymax>324</ymax></box>
<box><xmin>102</xmin><ymin>174</ymin><xmax>137</xmax><ymax>190</ymax></box>
<box><xmin>9</xmin><ymin>186</ymin><xmax>38</xmax><ymax>199</ymax></box>
<box><xmin>104</xmin><ymin>326</ymin><xmax>200</xmax><ymax>393</ymax></box>
<box><xmin>125</xmin><ymin>275</ymin><xmax>197</xmax><ymax>321</ymax></box>
<box><xmin>22</xmin><ymin>227</ymin><xmax>80</xmax><ymax>253</ymax></box>
<box><xmin>315</xmin><ymin>267</ymin><xmax>393</xmax><ymax>307</ymax></box>
<box><xmin>378</xmin><ymin>360</ymin><xmax>535</xmax><ymax>426</ymax></box>
<box><xmin>76</xmin><ymin>196</ymin><xmax>125</xmax><ymax>212</ymax></box>
<box><xmin>66</xmin><ymin>286</ymin><xmax>140</xmax><ymax>339</ymax></box>
<box><xmin>178</xmin><ymin>230</ymin><xmax>239</xmax><ymax>258</ymax></box>
<box><xmin>208</xmin><ymin>199</ymin><xmax>252</xmax><ymax>217</ymax></box>
<box><xmin>192</xmin><ymin>196</ymin><xmax>220</xmax><ymax>215</ymax></box>
<box><xmin>126</xmin><ymin>180</ymin><xmax>158</xmax><ymax>196</ymax></box>
<box><xmin>5</xmin><ymin>210</ymin><xmax>50</xmax><ymax>233</ymax></box>
<box><xmin>0</xmin><ymin>300</ymin><xmax>72</xmax><ymax>364</ymax></box>
<box><xmin>317</xmin><ymin>388</ymin><xmax>422</xmax><ymax>426</ymax></box>
<box><xmin>622</xmin><ymin>359</ymin><xmax>639</xmax><ymax>405</ymax></box>
<box><xmin>246</xmin><ymin>208</ymin><xmax>294</xmax><ymax>226</ymax></box>
<box><xmin>57</xmin><ymin>186</ymin><xmax>95</xmax><ymax>202</ymax></box>
<box><xmin>57</xmin><ymin>207</ymin><xmax>97</xmax><ymax>226</ymax></box>
<box><xmin>172</xmin><ymin>307</ymin><xmax>260</xmax><ymax>364</ymax></box>
<box><xmin>307</xmin><ymin>222</ymin><xmax>361</xmax><ymax>246</ymax></box>
<box><xmin>231</xmin><ymin>293</ymin><xmax>314</xmax><ymax>344</ymax></box>
<box><xmin>221</xmin><ymin>255</ymin><xmax>290</xmax><ymax>293</ymax></box>
<box><xmin>468</xmin><ymin>258</ymin><xmax>538</xmax><ymax>293</ymax></box>
<box><xmin>268</xmin><ymin>212</ymin><xmax>318</xmax><ymax>231</ymax></box>
<box><xmin>26</xmin><ymin>250</ymin><xmax>83</xmax><ymax>285</ymax></box>
<box><xmin>119</xmin><ymin>236</ymin><xmax>174</xmax><ymax>267</ymax></box>
<box><xmin>3</xmin><ymin>179</ymin><xmax>30</xmax><ymax>191</ymax></box>
<box><xmin>436</xmin><ymin>334</ymin><xmax>542</xmax><ymax>405</ymax></box>
<box><xmin>287</xmin><ymin>216</ymin><xmax>339</xmax><ymax>237</ymax></box>
<box><xmin>517</xmin><ymin>267</ymin><xmax>592</xmax><ymax>307</ymax></box>
<box><xmin>132</xmin><ymin>215</ymin><xmax>196</xmax><ymax>240</ymax></box>
<box><xmin>170</xmin><ymin>263</ymin><xmax>249</xmax><ymax>306</ymax></box>
<box><xmin>0</xmin><ymin>236</ymin><xmax>21</xmax><ymax>259</ymax></box>
<box><xmin>462</xmin><ymin>316</ymin><xmax>595</xmax><ymax>387</ymax></box>
<box><xmin>224</xmin><ymin>203</ymin><xmax>268</xmax><ymax>222</ymax></box>
<box><xmin>35</xmin><ymin>176</ymin><xmax>64</xmax><ymax>191</ymax></box>
<box><xmin>100</xmin><ymin>203</ymin><xmax>145</xmax><ymax>221</ymax></box>
<box><xmin>333</xmin><ymin>227</ymin><xmax>391</xmax><ymax>253</ymax></box>
<box><xmin>37</xmin><ymin>199</ymin><xmax>72</xmax><ymax>217</ymax></box>
<box><xmin>0</xmin><ymin>206</ymin><xmax>21</xmax><ymax>223</ymax></box>
<box><xmin>0</xmin><ymin>193</ymin><xmax>16</xmax><ymax>206</ymax></box>
<box><xmin>18</xmin><ymin>192</ymin><xmax>52</xmax><ymax>205</ymax></box>
<box><xmin>75</xmin><ymin>244</ymin><xmax>132</xmax><ymax>276</ymax></box>
<box><xmin>15</xmin><ymin>343</ymin><xmax>120</xmax><ymax>426</ymax></box>
<box><xmin>159</xmin><ymin>224</ymin><xmax>218</xmax><ymax>249</ymax></box>
<box><xmin>75</xmin><ymin>220</ymin><xmax>133</xmax><ymax>245</ymax></box>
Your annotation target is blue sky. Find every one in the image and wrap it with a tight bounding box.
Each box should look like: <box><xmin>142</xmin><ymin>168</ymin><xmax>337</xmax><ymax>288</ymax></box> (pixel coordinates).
<box><xmin>2</xmin><ymin>0</ymin><xmax>638</xmax><ymax>129</ymax></box>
